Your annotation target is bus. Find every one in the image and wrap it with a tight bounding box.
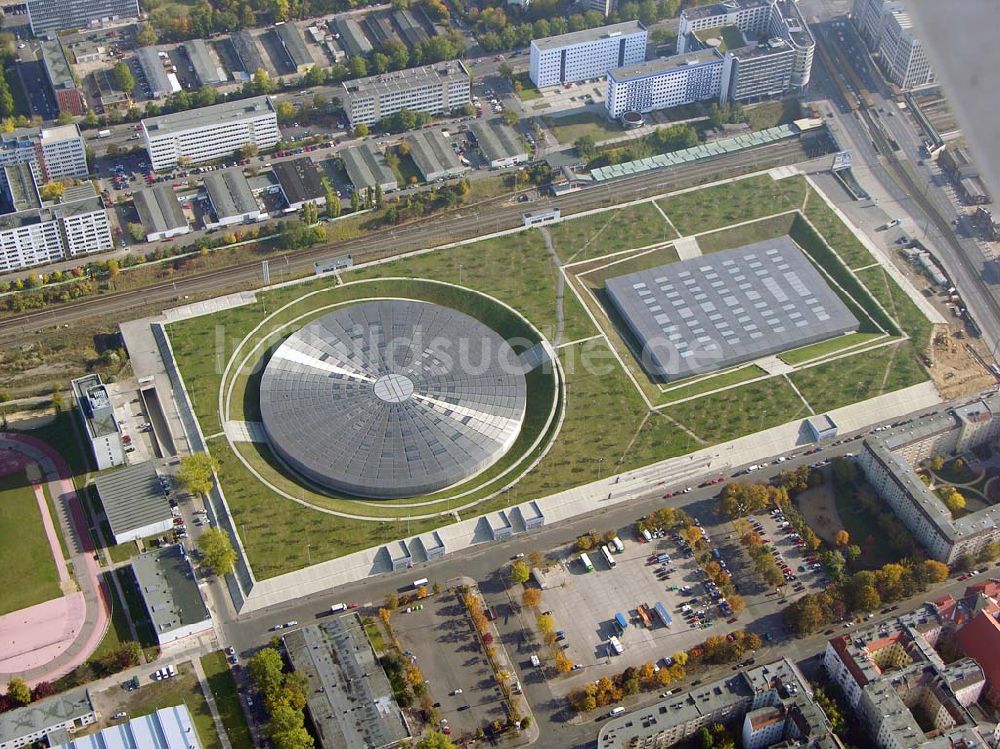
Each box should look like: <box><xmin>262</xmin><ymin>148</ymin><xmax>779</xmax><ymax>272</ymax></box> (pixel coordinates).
<box><xmin>412</xmin><ymin>578</ymin><xmax>429</xmax><ymax>589</ymax></box>
<box><xmin>579</xmin><ymin>553</ymin><xmax>594</xmax><ymax>572</ymax></box>
<box><xmin>601</xmin><ymin>545</ymin><xmax>617</xmax><ymax>569</ymax></box>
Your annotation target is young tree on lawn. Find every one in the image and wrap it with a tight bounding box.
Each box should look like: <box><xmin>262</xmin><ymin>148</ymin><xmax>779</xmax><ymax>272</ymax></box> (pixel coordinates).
<box><xmin>6</xmin><ymin>677</ymin><xmax>30</xmax><ymax>706</ymax></box>
<box><xmin>522</xmin><ymin>588</ymin><xmax>541</xmax><ymax>607</ymax></box>
<box><xmin>834</xmin><ymin>530</ymin><xmax>850</xmax><ymax>547</ymax></box>
<box><xmin>510</xmin><ymin>559</ymin><xmax>530</xmax><ymax>584</ymax></box>
<box><xmin>178</xmin><ymin>452</ymin><xmax>219</xmax><ymax>496</ymax></box>
<box><xmin>197</xmin><ymin>527</ymin><xmax>236</xmax><ymax>576</ymax></box>
<box><xmin>416</xmin><ymin>731</ymin><xmax>457</xmax><ymax>749</ymax></box>
<box><xmin>326</xmin><ymin>191</ymin><xmax>341</xmax><ymax>218</ymax></box>
<box><xmin>113</xmin><ymin>61</ymin><xmax>135</xmax><ymax>93</ymax></box>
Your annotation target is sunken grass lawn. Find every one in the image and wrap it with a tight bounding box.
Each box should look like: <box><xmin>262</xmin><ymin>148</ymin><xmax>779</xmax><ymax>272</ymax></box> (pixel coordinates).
<box><xmin>657</xmin><ymin>365</ymin><xmax>768</xmax><ymax>404</ymax></box>
<box><xmin>0</xmin><ymin>472</ymin><xmax>63</xmax><ymax>616</ymax></box>
<box><xmin>803</xmin><ymin>186</ymin><xmax>876</xmax><ymax>270</ymax></box>
<box><xmin>789</xmin><ymin>340</ymin><xmax>927</xmax><ymax>414</ymax></box>
<box><xmin>548</xmin><ymin>201</ymin><xmax>678</xmax><ymax>263</ymax></box>
<box><xmin>778</xmin><ymin>332</ymin><xmax>886</xmax><ymax>366</ymax></box>
<box><xmin>513</xmin><ymin>72</ymin><xmax>542</xmax><ymax>101</ymax></box>
<box><xmin>201</xmin><ymin>652</ymin><xmax>253</xmax><ymax>749</ymax></box>
<box><xmin>745</xmin><ymin>98</ymin><xmax>801</xmax><ymax>131</ymax></box>
<box><xmin>855</xmin><ymin>265</ymin><xmax>934</xmax><ymax>348</ymax></box>
<box><xmin>542</xmin><ymin>112</ymin><xmax>624</xmax><ymax>144</ymax></box>
<box><xmin>657</xmin><ymin>174</ymin><xmax>807</xmax><ymax>235</ymax></box>
<box><xmin>691</xmin><ymin>214</ymin><xmax>794</xmax><ymax>254</ymax></box>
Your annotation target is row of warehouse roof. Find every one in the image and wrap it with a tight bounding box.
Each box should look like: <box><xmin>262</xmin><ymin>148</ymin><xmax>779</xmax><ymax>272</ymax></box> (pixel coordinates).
<box><xmin>133</xmin><ymin>157</ymin><xmax>327</xmax><ymax>242</ymax></box>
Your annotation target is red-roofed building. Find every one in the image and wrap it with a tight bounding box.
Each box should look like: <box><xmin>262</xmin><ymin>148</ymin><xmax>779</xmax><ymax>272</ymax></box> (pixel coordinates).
<box><xmin>957</xmin><ymin>611</ymin><xmax>1000</xmax><ymax>702</ymax></box>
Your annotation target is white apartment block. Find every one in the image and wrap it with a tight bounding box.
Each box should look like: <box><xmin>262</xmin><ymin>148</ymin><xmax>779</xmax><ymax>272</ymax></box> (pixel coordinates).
<box><xmin>58</xmin><ymin>199</ymin><xmax>114</xmax><ymax>257</ymax></box>
<box><xmin>0</xmin><ymin>214</ymin><xmax>64</xmax><ymax>272</ymax></box>
<box><xmin>0</xmin><ymin>191</ymin><xmax>111</xmax><ymax>273</ymax></box>
<box><xmin>342</xmin><ymin>61</ymin><xmax>471</xmax><ymax>129</ymax></box>
<box><xmin>878</xmin><ymin>9</ymin><xmax>934</xmax><ymax>90</ymax></box>
<box><xmin>70</xmin><ymin>374</ymin><xmax>126</xmax><ymax>471</ymax></box>
<box><xmin>0</xmin><ymin>124</ymin><xmax>88</xmax><ymax>184</ymax></box>
<box><xmin>141</xmin><ymin>96</ymin><xmax>279</xmax><ymax>171</ymax></box>
<box><xmin>38</xmin><ymin>125</ymin><xmax>89</xmax><ymax>180</ymax></box>
<box><xmin>677</xmin><ymin>0</ymin><xmax>814</xmax><ymax>89</ymax></box>
<box><xmin>859</xmin><ymin>394</ymin><xmax>1000</xmax><ymax>564</ymax></box>
<box><xmin>529</xmin><ymin>21</ymin><xmax>647</xmax><ymax>88</ymax></box>
<box><xmin>606</xmin><ymin>51</ymin><xmax>724</xmax><ymax>119</ymax></box>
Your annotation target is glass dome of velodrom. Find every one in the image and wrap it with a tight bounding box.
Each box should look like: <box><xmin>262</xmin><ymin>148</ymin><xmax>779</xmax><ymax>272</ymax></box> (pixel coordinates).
<box><xmin>259</xmin><ymin>299</ymin><xmax>528</xmax><ymax>499</ymax></box>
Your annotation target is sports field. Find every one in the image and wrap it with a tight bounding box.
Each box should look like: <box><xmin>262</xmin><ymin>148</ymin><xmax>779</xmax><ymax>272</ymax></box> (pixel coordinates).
<box><xmin>0</xmin><ymin>472</ymin><xmax>63</xmax><ymax>615</ymax></box>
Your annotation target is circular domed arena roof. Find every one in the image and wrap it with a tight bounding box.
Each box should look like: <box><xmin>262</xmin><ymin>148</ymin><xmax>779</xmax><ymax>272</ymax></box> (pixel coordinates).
<box><xmin>258</xmin><ymin>299</ymin><xmax>528</xmax><ymax>499</ymax></box>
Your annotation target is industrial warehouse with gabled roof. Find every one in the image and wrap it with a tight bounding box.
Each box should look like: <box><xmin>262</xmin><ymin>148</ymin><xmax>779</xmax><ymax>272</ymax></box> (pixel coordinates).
<box><xmin>273</xmin><ymin>22</ymin><xmax>314</xmax><ymax>73</ymax></box>
<box><xmin>133</xmin><ymin>184</ymin><xmax>190</xmax><ymax>242</ymax></box>
<box><xmin>407</xmin><ymin>129</ymin><xmax>469</xmax><ymax>183</ymax></box>
<box><xmin>272</xmin><ymin>157</ymin><xmax>327</xmax><ymax>211</ymax></box>
<box><xmin>203</xmin><ymin>168</ymin><xmax>262</xmax><ymax>227</ymax></box>
<box><xmin>469</xmin><ymin>119</ymin><xmax>530</xmax><ymax>168</ymax></box>
<box><xmin>283</xmin><ymin>614</ymin><xmax>409</xmax><ymax>749</ymax></box>
<box><xmin>341</xmin><ymin>142</ymin><xmax>397</xmax><ymax>193</ymax></box>
<box><xmin>92</xmin><ymin>461</ymin><xmax>174</xmax><ymax>544</ymax></box>
<box><xmin>131</xmin><ymin>543</ymin><xmax>213</xmax><ymax>644</ymax></box>
<box><xmin>183</xmin><ymin>39</ymin><xmax>226</xmax><ymax>85</ymax></box>
<box><xmin>605</xmin><ymin>237</ymin><xmax>860</xmax><ymax>380</ymax></box>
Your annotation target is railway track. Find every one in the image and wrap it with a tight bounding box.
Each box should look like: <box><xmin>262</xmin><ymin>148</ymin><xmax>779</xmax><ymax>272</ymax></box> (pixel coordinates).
<box><xmin>0</xmin><ymin>137</ymin><xmax>815</xmax><ymax>341</ymax></box>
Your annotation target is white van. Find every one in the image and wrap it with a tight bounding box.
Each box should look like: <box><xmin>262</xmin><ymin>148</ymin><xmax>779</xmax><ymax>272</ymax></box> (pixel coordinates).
<box><xmin>330</xmin><ymin>603</ymin><xmax>347</xmax><ymax>613</ymax></box>
<box><xmin>609</xmin><ymin>706</ymin><xmax>626</xmax><ymax>717</ymax></box>
<box><xmin>530</xmin><ymin>654</ymin><xmax>541</xmax><ymax>667</ymax></box>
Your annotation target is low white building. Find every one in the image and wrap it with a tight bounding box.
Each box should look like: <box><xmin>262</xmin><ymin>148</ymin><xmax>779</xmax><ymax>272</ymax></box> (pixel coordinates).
<box><xmin>529</xmin><ymin>21</ymin><xmax>647</xmax><ymax>88</ymax></box>
<box><xmin>71</xmin><ymin>374</ymin><xmax>125</xmax><ymax>471</ymax></box>
<box><xmin>469</xmin><ymin>119</ymin><xmax>530</xmax><ymax>168</ymax></box>
<box><xmin>52</xmin><ymin>706</ymin><xmax>200</xmax><ymax>749</ymax></box>
<box><xmin>0</xmin><ymin>688</ymin><xmax>95</xmax><ymax>749</ymax></box>
<box><xmin>203</xmin><ymin>169</ymin><xmax>263</xmax><ymax>228</ymax></box>
<box><xmin>93</xmin><ymin>462</ymin><xmax>174</xmax><ymax>544</ymax></box>
<box><xmin>132</xmin><ymin>544</ymin><xmax>213</xmax><ymax>645</ymax></box>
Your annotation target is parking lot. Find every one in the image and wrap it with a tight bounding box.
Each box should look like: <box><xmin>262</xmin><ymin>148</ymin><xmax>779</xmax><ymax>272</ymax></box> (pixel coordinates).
<box><xmin>392</xmin><ymin>588</ymin><xmax>507</xmax><ymax>738</ymax></box>
<box><xmin>741</xmin><ymin>509</ymin><xmax>829</xmax><ymax>598</ymax></box>
<box><xmin>536</xmin><ymin>526</ymin><xmax>739</xmax><ymax>683</ymax></box>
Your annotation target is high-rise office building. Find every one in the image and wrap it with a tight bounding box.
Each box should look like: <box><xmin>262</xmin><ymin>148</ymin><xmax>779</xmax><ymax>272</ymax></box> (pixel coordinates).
<box><xmin>529</xmin><ymin>21</ymin><xmax>647</xmax><ymax>88</ymax></box>
<box><xmin>26</xmin><ymin>0</ymin><xmax>140</xmax><ymax>35</ymax></box>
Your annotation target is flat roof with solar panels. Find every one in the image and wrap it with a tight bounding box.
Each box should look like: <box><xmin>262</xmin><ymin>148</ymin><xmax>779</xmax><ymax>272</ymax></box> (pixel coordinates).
<box><xmin>605</xmin><ymin>237</ymin><xmax>859</xmax><ymax>380</ymax></box>
<box><xmin>258</xmin><ymin>300</ymin><xmax>527</xmax><ymax>499</ymax></box>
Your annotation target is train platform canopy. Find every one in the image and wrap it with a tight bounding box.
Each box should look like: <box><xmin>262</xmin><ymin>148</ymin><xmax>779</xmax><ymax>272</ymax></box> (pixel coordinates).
<box><xmin>590</xmin><ymin>124</ymin><xmax>798</xmax><ymax>182</ymax></box>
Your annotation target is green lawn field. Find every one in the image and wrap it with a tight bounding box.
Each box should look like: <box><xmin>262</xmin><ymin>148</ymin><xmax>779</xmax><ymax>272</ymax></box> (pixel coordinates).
<box><xmin>0</xmin><ymin>471</ymin><xmax>62</xmax><ymax>615</ymax></box>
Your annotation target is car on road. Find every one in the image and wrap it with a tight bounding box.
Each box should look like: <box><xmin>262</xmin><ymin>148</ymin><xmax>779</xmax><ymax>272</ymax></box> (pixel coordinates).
<box><xmin>451</xmin><ymin>688</ymin><xmax>463</xmax><ymax>695</ymax></box>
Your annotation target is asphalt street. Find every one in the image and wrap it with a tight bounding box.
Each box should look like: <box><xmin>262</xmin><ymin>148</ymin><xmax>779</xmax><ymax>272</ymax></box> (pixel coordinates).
<box><xmin>807</xmin><ymin>18</ymin><xmax>1000</xmax><ymax>363</ymax></box>
<box><xmin>207</xmin><ymin>396</ymin><xmax>961</xmax><ymax>749</ymax></box>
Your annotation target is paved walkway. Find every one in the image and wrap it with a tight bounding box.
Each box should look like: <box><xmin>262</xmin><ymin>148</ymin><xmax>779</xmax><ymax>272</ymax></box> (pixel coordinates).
<box><xmin>674</xmin><ymin>236</ymin><xmax>702</xmax><ymax>260</ymax></box>
<box><xmin>192</xmin><ymin>656</ymin><xmax>234</xmax><ymax>749</ymax></box>
<box><xmin>0</xmin><ymin>433</ymin><xmax>111</xmax><ymax>686</ymax></box>
<box><xmin>32</xmin><ymin>481</ymin><xmax>72</xmax><ymax>586</ymax></box>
